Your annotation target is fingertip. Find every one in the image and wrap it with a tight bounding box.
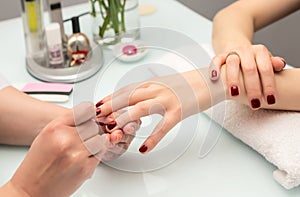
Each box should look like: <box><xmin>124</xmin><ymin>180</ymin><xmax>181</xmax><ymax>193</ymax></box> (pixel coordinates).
<box><xmin>139</xmin><ymin>144</ymin><xmax>148</xmax><ymax>154</ymax></box>
<box><xmin>210</xmin><ymin>69</ymin><xmax>219</xmax><ymax>81</ymax></box>
<box><xmin>271</xmin><ymin>56</ymin><xmax>286</xmax><ymax>71</ymax></box>
<box><xmin>139</xmin><ymin>137</ymin><xmax>157</xmax><ymax>154</ymax></box>
<box><xmin>110</xmin><ymin>130</ymin><xmax>123</xmax><ymax>143</ymax></box>
<box><xmin>123</xmin><ymin>122</ymin><xmax>139</xmax><ymax>135</ymax></box>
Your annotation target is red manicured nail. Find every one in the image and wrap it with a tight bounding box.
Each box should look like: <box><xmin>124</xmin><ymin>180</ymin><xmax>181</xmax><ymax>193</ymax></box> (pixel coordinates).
<box><xmin>98</xmin><ymin>122</ymin><xmax>105</xmax><ymax>126</ymax></box>
<box><xmin>230</xmin><ymin>85</ymin><xmax>239</xmax><ymax>96</ymax></box>
<box><xmin>211</xmin><ymin>70</ymin><xmax>217</xmax><ymax>78</ymax></box>
<box><xmin>96</xmin><ymin>108</ymin><xmax>101</xmax><ymax>116</ymax></box>
<box><xmin>267</xmin><ymin>95</ymin><xmax>276</xmax><ymax>105</ymax></box>
<box><xmin>96</xmin><ymin>100</ymin><xmax>104</xmax><ymax>107</ymax></box>
<box><xmin>251</xmin><ymin>98</ymin><xmax>261</xmax><ymax>109</ymax></box>
<box><xmin>139</xmin><ymin>145</ymin><xmax>148</xmax><ymax>153</ymax></box>
<box><xmin>107</xmin><ymin>121</ymin><xmax>117</xmax><ymax>130</ymax></box>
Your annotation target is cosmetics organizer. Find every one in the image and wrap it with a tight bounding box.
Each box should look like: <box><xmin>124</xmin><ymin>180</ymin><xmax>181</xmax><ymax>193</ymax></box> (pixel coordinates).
<box><xmin>26</xmin><ymin>47</ymin><xmax>103</xmax><ymax>83</ymax></box>
<box><xmin>21</xmin><ymin>0</ymin><xmax>103</xmax><ymax>83</ymax></box>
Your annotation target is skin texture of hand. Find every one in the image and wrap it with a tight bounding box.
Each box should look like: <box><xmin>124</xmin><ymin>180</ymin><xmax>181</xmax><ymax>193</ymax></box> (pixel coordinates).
<box><xmin>209</xmin><ymin>44</ymin><xmax>286</xmax><ymax>109</ymax></box>
<box><xmin>211</xmin><ymin>0</ymin><xmax>300</xmax><ymax>109</ymax></box>
<box><xmin>96</xmin><ymin>69</ymin><xmax>226</xmax><ymax>154</ymax></box>
<box><xmin>96</xmin><ymin>109</ymin><xmax>141</xmax><ymax>162</ymax></box>
<box><xmin>0</xmin><ymin>102</ymin><xmax>139</xmax><ymax>197</ymax></box>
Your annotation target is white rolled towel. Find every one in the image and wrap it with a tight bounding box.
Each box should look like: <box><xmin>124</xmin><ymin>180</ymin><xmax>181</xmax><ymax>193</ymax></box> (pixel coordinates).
<box><xmin>205</xmin><ymin>101</ymin><xmax>300</xmax><ymax>189</ymax></box>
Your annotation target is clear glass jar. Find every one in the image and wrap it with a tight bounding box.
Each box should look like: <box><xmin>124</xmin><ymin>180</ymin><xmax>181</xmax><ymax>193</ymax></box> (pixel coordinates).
<box><xmin>90</xmin><ymin>0</ymin><xmax>140</xmax><ymax>47</ymax></box>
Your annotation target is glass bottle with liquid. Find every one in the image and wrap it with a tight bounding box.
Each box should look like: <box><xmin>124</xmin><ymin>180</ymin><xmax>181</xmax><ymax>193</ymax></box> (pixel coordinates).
<box><xmin>20</xmin><ymin>0</ymin><xmax>45</xmax><ymax>60</ymax></box>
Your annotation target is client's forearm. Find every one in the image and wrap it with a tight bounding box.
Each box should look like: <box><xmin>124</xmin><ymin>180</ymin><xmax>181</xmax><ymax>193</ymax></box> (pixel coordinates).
<box><xmin>0</xmin><ymin>86</ymin><xmax>68</xmax><ymax>145</ymax></box>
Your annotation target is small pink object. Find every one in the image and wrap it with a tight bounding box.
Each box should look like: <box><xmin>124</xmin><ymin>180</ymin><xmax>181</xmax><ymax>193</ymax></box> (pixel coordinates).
<box><xmin>122</xmin><ymin>45</ymin><xmax>138</xmax><ymax>56</ymax></box>
<box><xmin>21</xmin><ymin>82</ymin><xmax>73</xmax><ymax>95</ymax></box>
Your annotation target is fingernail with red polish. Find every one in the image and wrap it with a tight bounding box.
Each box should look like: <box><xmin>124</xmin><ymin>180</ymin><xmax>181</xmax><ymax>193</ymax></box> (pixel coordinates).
<box><xmin>267</xmin><ymin>95</ymin><xmax>276</xmax><ymax>105</ymax></box>
<box><xmin>96</xmin><ymin>108</ymin><xmax>101</xmax><ymax>116</ymax></box>
<box><xmin>98</xmin><ymin>122</ymin><xmax>105</xmax><ymax>126</ymax></box>
<box><xmin>251</xmin><ymin>98</ymin><xmax>261</xmax><ymax>109</ymax></box>
<box><xmin>107</xmin><ymin>121</ymin><xmax>117</xmax><ymax>130</ymax></box>
<box><xmin>211</xmin><ymin>70</ymin><xmax>217</xmax><ymax>78</ymax></box>
<box><xmin>139</xmin><ymin>145</ymin><xmax>148</xmax><ymax>153</ymax></box>
<box><xmin>96</xmin><ymin>100</ymin><xmax>104</xmax><ymax>107</ymax></box>
<box><xmin>230</xmin><ymin>85</ymin><xmax>239</xmax><ymax>96</ymax></box>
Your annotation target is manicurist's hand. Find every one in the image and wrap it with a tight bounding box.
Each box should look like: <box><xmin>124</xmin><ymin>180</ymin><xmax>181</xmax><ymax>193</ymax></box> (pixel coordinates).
<box><xmin>2</xmin><ymin>102</ymin><xmax>137</xmax><ymax>197</ymax></box>
<box><xmin>209</xmin><ymin>44</ymin><xmax>286</xmax><ymax>109</ymax></box>
<box><xmin>96</xmin><ymin>69</ymin><xmax>224</xmax><ymax>154</ymax></box>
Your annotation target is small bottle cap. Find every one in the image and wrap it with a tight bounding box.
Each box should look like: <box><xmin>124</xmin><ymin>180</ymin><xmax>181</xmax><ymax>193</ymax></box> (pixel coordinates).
<box><xmin>71</xmin><ymin>17</ymin><xmax>81</xmax><ymax>34</ymax></box>
<box><xmin>45</xmin><ymin>23</ymin><xmax>62</xmax><ymax>45</ymax></box>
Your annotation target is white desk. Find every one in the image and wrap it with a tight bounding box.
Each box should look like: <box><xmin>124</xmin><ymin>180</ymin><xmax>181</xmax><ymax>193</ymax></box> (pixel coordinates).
<box><xmin>0</xmin><ymin>0</ymin><xmax>299</xmax><ymax>196</ymax></box>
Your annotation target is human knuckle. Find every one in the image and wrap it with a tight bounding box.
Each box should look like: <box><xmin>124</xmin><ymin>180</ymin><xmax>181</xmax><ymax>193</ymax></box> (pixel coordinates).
<box><xmin>226</xmin><ymin>55</ymin><xmax>239</xmax><ymax>64</ymax></box>
<box><xmin>53</xmin><ymin>134</ymin><xmax>74</xmax><ymax>154</ymax></box>
<box><xmin>243</xmin><ymin>65</ymin><xmax>257</xmax><ymax>75</ymax></box>
<box><xmin>259</xmin><ymin>65</ymin><xmax>272</xmax><ymax>74</ymax></box>
<box><xmin>46</xmin><ymin>121</ymin><xmax>65</xmax><ymax>134</ymax></box>
<box><xmin>255</xmin><ymin>44</ymin><xmax>268</xmax><ymax>53</ymax></box>
<box><xmin>135</xmin><ymin>102</ymin><xmax>149</xmax><ymax>112</ymax></box>
<box><xmin>66</xmin><ymin>152</ymin><xmax>83</xmax><ymax>165</ymax></box>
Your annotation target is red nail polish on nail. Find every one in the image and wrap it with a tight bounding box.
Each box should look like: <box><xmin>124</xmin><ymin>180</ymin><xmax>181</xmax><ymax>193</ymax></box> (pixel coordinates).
<box><xmin>96</xmin><ymin>108</ymin><xmax>101</xmax><ymax>116</ymax></box>
<box><xmin>139</xmin><ymin>145</ymin><xmax>148</xmax><ymax>153</ymax></box>
<box><xmin>211</xmin><ymin>70</ymin><xmax>217</xmax><ymax>78</ymax></box>
<box><xmin>96</xmin><ymin>100</ymin><xmax>104</xmax><ymax>107</ymax></box>
<box><xmin>107</xmin><ymin>121</ymin><xmax>117</xmax><ymax>130</ymax></box>
<box><xmin>267</xmin><ymin>95</ymin><xmax>276</xmax><ymax>105</ymax></box>
<box><xmin>251</xmin><ymin>99</ymin><xmax>261</xmax><ymax>109</ymax></box>
<box><xmin>230</xmin><ymin>85</ymin><xmax>239</xmax><ymax>96</ymax></box>
<box><xmin>98</xmin><ymin>122</ymin><xmax>105</xmax><ymax>126</ymax></box>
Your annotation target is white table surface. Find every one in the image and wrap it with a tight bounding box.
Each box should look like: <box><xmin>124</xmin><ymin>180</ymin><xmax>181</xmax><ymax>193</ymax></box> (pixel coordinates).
<box><xmin>0</xmin><ymin>0</ymin><xmax>300</xmax><ymax>196</ymax></box>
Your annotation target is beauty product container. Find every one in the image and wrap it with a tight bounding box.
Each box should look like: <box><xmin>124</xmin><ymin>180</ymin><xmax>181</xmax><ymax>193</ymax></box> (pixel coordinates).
<box><xmin>45</xmin><ymin>23</ymin><xmax>64</xmax><ymax>68</ymax></box>
<box><xmin>20</xmin><ymin>0</ymin><xmax>44</xmax><ymax>57</ymax></box>
<box><xmin>46</xmin><ymin>0</ymin><xmax>66</xmax><ymax>43</ymax></box>
<box><xmin>67</xmin><ymin>16</ymin><xmax>91</xmax><ymax>67</ymax></box>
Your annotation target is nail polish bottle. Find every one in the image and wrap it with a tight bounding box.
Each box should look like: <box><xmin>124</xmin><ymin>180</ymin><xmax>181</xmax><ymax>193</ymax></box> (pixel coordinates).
<box><xmin>46</xmin><ymin>0</ymin><xmax>67</xmax><ymax>43</ymax></box>
<box><xmin>45</xmin><ymin>23</ymin><xmax>64</xmax><ymax>67</ymax></box>
<box><xmin>66</xmin><ymin>16</ymin><xmax>91</xmax><ymax>67</ymax></box>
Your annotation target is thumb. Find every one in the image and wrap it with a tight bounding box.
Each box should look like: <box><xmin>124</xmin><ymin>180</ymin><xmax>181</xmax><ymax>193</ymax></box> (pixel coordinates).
<box><xmin>209</xmin><ymin>55</ymin><xmax>226</xmax><ymax>81</ymax></box>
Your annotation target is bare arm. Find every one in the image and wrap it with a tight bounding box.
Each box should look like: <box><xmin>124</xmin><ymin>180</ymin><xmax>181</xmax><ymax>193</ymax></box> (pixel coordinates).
<box><xmin>96</xmin><ymin>66</ymin><xmax>300</xmax><ymax>153</ymax></box>
<box><xmin>0</xmin><ymin>86</ymin><xmax>68</xmax><ymax>145</ymax></box>
<box><xmin>212</xmin><ymin>0</ymin><xmax>300</xmax><ymax>54</ymax></box>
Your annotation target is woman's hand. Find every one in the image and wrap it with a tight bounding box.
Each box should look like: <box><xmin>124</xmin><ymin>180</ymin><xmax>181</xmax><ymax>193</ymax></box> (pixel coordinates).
<box><xmin>96</xmin><ymin>109</ymin><xmax>141</xmax><ymax>162</ymax></box>
<box><xmin>3</xmin><ymin>102</ymin><xmax>138</xmax><ymax>197</ymax></box>
<box><xmin>96</xmin><ymin>69</ymin><xmax>224</xmax><ymax>154</ymax></box>
<box><xmin>209</xmin><ymin>44</ymin><xmax>286</xmax><ymax>109</ymax></box>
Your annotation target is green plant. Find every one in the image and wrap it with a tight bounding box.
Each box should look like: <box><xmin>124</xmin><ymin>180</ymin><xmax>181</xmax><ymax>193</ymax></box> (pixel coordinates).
<box><xmin>90</xmin><ymin>0</ymin><xmax>127</xmax><ymax>38</ymax></box>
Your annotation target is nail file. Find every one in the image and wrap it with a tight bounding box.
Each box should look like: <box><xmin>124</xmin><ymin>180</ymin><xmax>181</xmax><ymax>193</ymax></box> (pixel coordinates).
<box><xmin>13</xmin><ymin>82</ymin><xmax>73</xmax><ymax>103</ymax></box>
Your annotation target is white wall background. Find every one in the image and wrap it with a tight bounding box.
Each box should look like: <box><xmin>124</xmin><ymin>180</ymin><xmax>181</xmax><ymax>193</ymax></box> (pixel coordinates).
<box><xmin>1</xmin><ymin>0</ymin><xmax>299</xmax><ymax>67</ymax></box>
